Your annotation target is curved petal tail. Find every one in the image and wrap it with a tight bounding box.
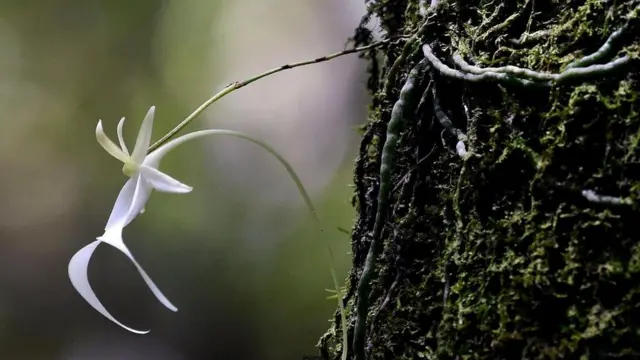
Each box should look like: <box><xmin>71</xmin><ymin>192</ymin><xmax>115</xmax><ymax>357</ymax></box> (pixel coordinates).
<box><xmin>68</xmin><ymin>240</ymin><xmax>150</xmax><ymax>334</ymax></box>
<box><xmin>98</xmin><ymin>231</ymin><xmax>178</xmax><ymax>312</ymax></box>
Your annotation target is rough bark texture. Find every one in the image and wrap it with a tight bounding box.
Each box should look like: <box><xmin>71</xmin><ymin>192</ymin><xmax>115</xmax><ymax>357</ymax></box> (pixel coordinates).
<box><xmin>319</xmin><ymin>0</ymin><xmax>640</xmax><ymax>359</ymax></box>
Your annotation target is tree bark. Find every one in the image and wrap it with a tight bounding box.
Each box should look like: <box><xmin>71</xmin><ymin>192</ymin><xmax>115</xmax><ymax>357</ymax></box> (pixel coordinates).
<box><xmin>320</xmin><ymin>0</ymin><xmax>640</xmax><ymax>359</ymax></box>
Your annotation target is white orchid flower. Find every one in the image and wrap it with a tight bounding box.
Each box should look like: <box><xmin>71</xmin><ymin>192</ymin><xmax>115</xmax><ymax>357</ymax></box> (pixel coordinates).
<box><xmin>69</xmin><ymin>106</ymin><xmax>317</xmax><ymax>334</ymax></box>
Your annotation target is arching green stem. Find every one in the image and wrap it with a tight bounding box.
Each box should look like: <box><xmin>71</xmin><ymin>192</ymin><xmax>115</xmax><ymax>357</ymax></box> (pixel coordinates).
<box><xmin>152</xmin><ymin>129</ymin><xmax>318</xmax><ymax>220</ymax></box>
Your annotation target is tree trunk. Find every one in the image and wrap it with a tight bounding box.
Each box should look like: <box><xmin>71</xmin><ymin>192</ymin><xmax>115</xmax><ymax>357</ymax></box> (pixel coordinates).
<box><xmin>320</xmin><ymin>0</ymin><xmax>640</xmax><ymax>359</ymax></box>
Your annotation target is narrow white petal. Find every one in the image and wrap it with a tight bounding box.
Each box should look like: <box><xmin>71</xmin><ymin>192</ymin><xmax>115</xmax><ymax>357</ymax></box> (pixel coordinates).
<box><xmin>98</xmin><ymin>230</ymin><xmax>178</xmax><ymax>312</ymax></box>
<box><xmin>68</xmin><ymin>240</ymin><xmax>150</xmax><ymax>334</ymax></box>
<box><xmin>96</xmin><ymin>120</ymin><xmax>129</xmax><ymax>163</ymax></box>
<box><xmin>104</xmin><ymin>177</ymin><xmax>136</xmax><ymax>231</ymax></box>
<box><xmin>117</xmin><ymin>117</ymin><xmax>130</xmax><ymax>155</ymax></box>
<box><xmin>131</xmin><ymin>106</ymin><xmax>156</xmax><ymax>164</ymax></box>
<box><xmin>140</xmin><ymin>165</ymin><xmax>193</xmax><ymax>193</ymax></box>
<box><xmin>105</xmin><ymin>175</ymin><xmax>153</xmax><ymax>231</ymax></box>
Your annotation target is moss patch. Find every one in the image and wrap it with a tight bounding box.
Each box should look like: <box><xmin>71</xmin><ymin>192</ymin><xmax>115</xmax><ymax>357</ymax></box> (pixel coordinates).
<box><xmin>320</xmin><ymin>0</ymin><xmax>640</xmax><ymax>359</ymax></box>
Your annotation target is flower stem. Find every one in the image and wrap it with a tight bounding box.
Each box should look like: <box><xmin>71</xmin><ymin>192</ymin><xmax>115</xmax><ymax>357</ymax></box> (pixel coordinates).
<box><xmin>148</xmin><ymin>40</ymin><xmax>391</xmax><ymax>152</ymax></box>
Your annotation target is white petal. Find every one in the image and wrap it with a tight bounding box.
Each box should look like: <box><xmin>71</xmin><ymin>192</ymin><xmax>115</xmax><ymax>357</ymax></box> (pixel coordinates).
<box><xmin>98</xmin><ymin>230</ymin><xmax>178</xmax><ymax>312</ymax></box>
<box><xmin>105</xmin><ymin>175</ymin><xmax>153</xmax><ymax>231</ymax></box>
<box><xmin>140</xmin><ymin>165</ymin><xmax>193</xmax><ymax>193</ymax></box>
<box><xmin>131</xmin><ymin>106</ymin><xmax>156</xmax><ymax>164</ymax></box>
<box><xmin>96</xmin><ymin>120</ymin><xmax>129</xmax><ymax>163</ymax></box>
<box><xmin>117</xmin><ymin>117</ymin><xmax>130</xmax><ymax>155</ymax></box>
<box><xmin>68</xmin><ymin>240</ymin><xmax>150</xmax><ymax>334</ymax></box>
<box><xmin>104</xmin><ymin>177</ymin><xmax>136</xmax><ymax>231</ymax></box>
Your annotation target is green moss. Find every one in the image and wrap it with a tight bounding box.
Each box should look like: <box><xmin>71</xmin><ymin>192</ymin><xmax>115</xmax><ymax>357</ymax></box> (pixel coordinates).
<box><xmin>320</xmin><ymin>0</ymin><xmax>640</xmax><ymax>359</ymax></box>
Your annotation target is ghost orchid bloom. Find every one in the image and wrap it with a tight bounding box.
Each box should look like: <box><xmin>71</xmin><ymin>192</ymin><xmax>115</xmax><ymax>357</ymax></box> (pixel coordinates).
<box><xmin>69</xmin><ymin>106</ymin><xmax>317</xmax><ymax>334</ymax></box>
<box><xmin>69</xmin><ymin>106</ymin><xmax>188</xmax><ymax>334</ymax></box>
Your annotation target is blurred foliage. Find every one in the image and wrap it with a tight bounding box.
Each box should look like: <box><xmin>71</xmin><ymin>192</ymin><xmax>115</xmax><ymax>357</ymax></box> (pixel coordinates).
<box><xmin>0</xmin><ymin>0</ymin><xmax>364</xmax><ymax>359</ymax></box>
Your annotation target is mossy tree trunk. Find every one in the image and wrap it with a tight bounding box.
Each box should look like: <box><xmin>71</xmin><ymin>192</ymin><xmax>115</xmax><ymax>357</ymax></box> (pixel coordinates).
<box><xmin>320</xmin><ymin>0</ymin><xmax>640</xmax><ymax>359</ymax></box>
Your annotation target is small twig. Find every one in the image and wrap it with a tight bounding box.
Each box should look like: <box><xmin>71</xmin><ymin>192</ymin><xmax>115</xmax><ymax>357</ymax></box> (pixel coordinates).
<box><xmin>148</xmin><ymin>40</ymin><xmax>392</xmax><ymax>152</ymax></box>
<box><xmin>416</xmin><ymin>80</ymin><xmax>435</xmax><ymax>117</ymax></box>
<box><xmin>521</xmin><ymin>0</ymin><xmax>538</xmax><ymax>44</ymax></box>
<box><xmin>510</xmin><ymin>28</ymin><xmax>549</xmax><ymax>46</ymax></box>
<box><xmin>368</xmin><ymin>272</ymin><xmax>401</xmax><ymax>335</ymax></box>
<box><xmin>392</xmin><ymin>144</ymin><xmax>437</xmax><ymax>194</ymax></box>
<box><xmin>474</xmin><ymin>3</ymin><xmax>505</xmax><ymax>39</ymax></box>
<box><xmin>476</xmin><ymin>0</ymin><xmax>532</xmax><ymax>44</ymax></box>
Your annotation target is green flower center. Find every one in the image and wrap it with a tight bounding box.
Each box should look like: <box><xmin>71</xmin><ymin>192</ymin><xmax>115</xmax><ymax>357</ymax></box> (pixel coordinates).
<box><xmin>122</xmin><ymin>161</ymin><xmax>139</xmax><ymax>177</ymax></box>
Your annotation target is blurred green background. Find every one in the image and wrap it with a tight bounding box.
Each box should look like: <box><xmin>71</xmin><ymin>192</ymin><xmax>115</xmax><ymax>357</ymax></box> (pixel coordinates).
<box><xmin>0</xmin><ymin>1</ymin><xmax>369</xmax><ymax>359</ymax></box>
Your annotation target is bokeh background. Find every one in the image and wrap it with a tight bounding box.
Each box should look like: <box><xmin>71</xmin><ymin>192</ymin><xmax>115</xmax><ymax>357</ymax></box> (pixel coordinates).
<box><xmin>0</xmin><ymin>1</ymin><xmax>371</xmax><ymax>359</ymax></box>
